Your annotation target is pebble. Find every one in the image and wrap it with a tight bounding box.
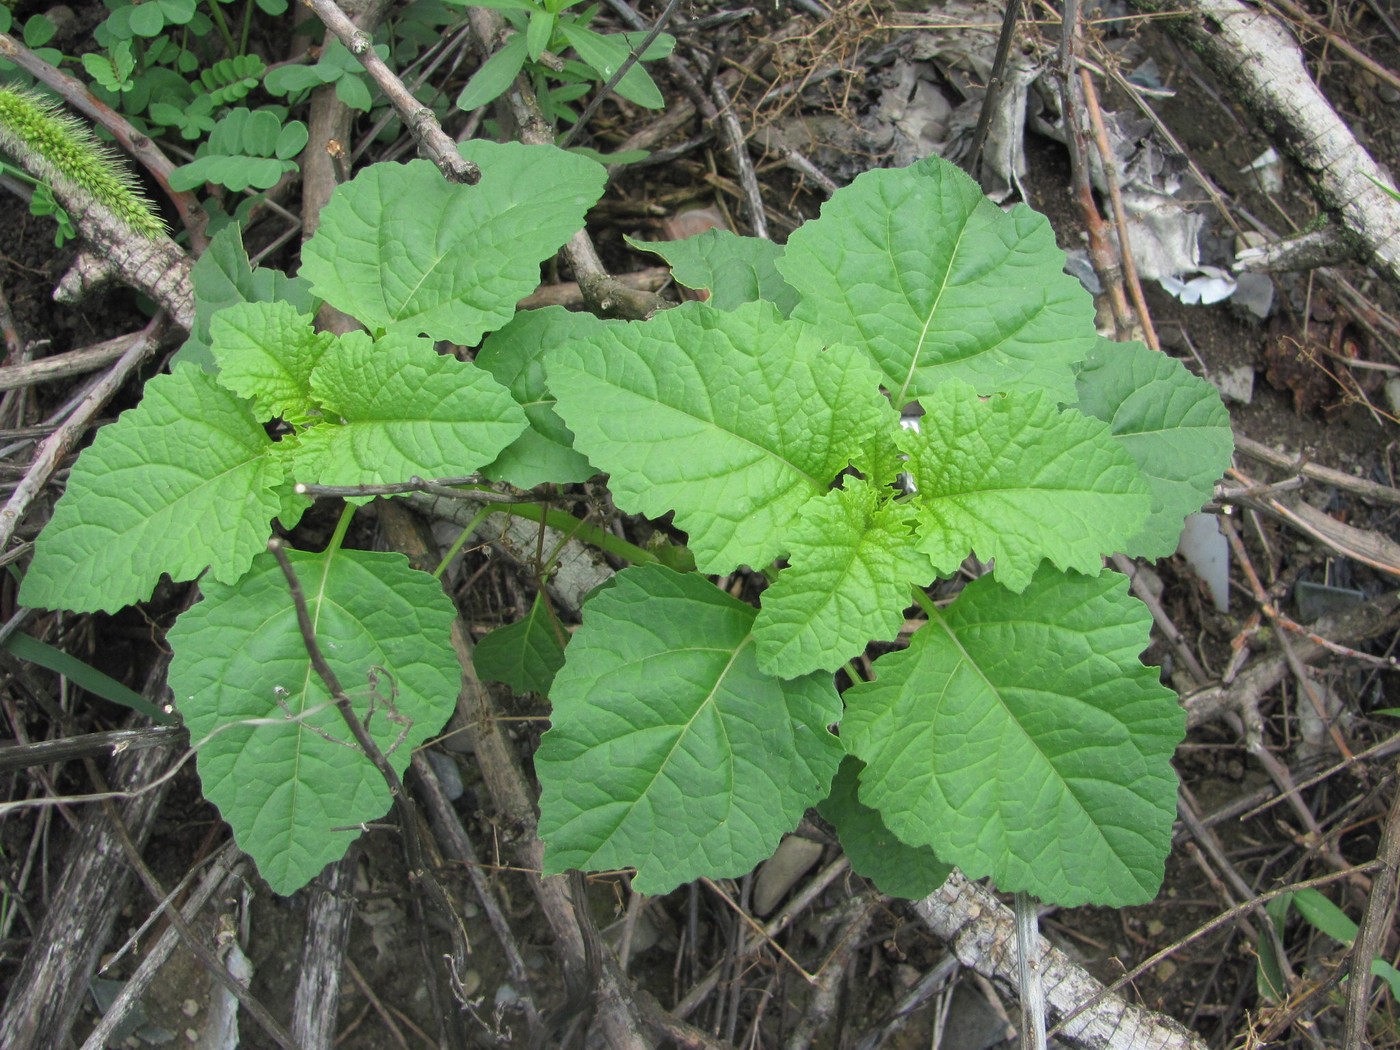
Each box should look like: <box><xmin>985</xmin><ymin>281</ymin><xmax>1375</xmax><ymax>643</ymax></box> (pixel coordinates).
<box><xmin>426</xmin><ymin>750</ymin><xmax>464</xmax><ymax>801</ymax></box>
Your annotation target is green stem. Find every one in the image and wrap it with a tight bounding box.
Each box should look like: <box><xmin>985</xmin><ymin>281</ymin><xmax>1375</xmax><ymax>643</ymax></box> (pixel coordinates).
<box><xmin>325</xmin><ymin>502</ymin><xmax>356</xmax><ymax>553</ymax></box>
<box><xmin>238</xmin><ymin>0</ymin><xmax>254</xmax><ymax>56</ymax></box>
<box><xmin>204</xmin><ymin>0</ymin><xmax>239</xmax><ymax>56</ymax></box>
<box><xmin>495</xmin><ymin>501</ymin><xmax>663</xmax><ymax>567</ymax></box>
<box><xmin>910</xmin><ymin>585</ymin><xmax>939</xmax><ymax>620</ymax></box>
<box><xmin>433</xmin><ymin>504</ymin><xmax>495</xmax><ymax>579</ymax></box>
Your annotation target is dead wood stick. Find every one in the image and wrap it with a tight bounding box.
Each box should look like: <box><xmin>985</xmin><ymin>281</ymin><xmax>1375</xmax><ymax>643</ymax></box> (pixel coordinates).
<box><xmin>1046</xmin><ymin>862</ymin><xmax>1379</xmax><ymax>1042</ymax></box>
<box><xmin>1129</xmin><ymin>0</ymin><xmax>1400</xmax><ymax>290</ymax></box>
<box><xmin>290</xmin><ymin>847</ymin><xmax>359</xmax><ymax>1050</ymax></box>
<box><xmin>918</xmin><ymin>870</ymin><xmax>1208</xmax><ymax>1050</ymax></box>
<box><xmin>1182</xmin><ymin>589</ymin><xmax>1400</xmax><ymax>729</ymax></box>
<box><xmin>79</xmin><ymin>843</ymin><xmax>245</xmax><ymax>1050</ymax></box>
<box><xmin>92</xmin><ymin>763</ymin><xmax>296</xmax><ymax>1050</ymax></box>
<box><xmin>374</xmin><ymin>498</ymin><xmax>650</xmax><ymax>1049</ymax></box>
<box><xmin>0</xmin><ymin>311</ymin><xmax>165</xmax><ymax>554</ymax></box>
<box><xmin>1343</xmin><ymin>761</ymin><xmax>1400</xmax><ymax>1049</ymax></box>
<box><xmin>673</xmin><ymin>856</ymin><xmax>851</xmax><ymax>1019</ymax></box>
<box><xmin>1057</xmin><ymin>1</ymin><xmax>1133</xmax><ymax>334</ymax></box>
<box><xmin>0</xmin><ymin>331</ymin><xmax>144</xmax><ymax>392</ymax></box>
<box><xmin>1232</xmin><ymin>433</ymin><xmax>1400</xmax><ymax>507</ymax></box>
<box><xmin>411</xmin><ymin>751</ymin><xmax>546</xmax><ymax>1040</ymax></box>
<box><xmin>784</xmin><ymin>895</ymin><xmax>877</xmax><ymax>1050</ymax></box>
<box><xmin>0</xmin><ymin>32</ymin><xmax>207</xmax><ymax>248</ymax></box>
<box><xmin>711</xmin><ymin>81</ymin><xmax>769</xmax><ymax>240</ymax></box>
<box><xmin>300</xmin><ymin>0</ymin><xmax>391</xmax><ymax>246</ymax></box>
<box><xmin>267</xmin><ymin>537</ymin><xmax>473</xmax><ymax>1050</ymax></box>
<box><xmin>0</xmin><ymin>666</ymin><xmax>175</xmax><ymax>1048</ymax></box>
<box><xmin>303</xmin><ymin>0</ymin><xmax>478</xmax><ymax>185</ymax></box>
<box><xmin>0</xmin><ymin>724</ymin><xmax>182</xmax><ymax>774</ymax></box>
<box><xmin>1078</xmin><ymin>68</ymin><xmax>1159</xmax><ymax>351</ymax></box>
<box><xmin>1264</xmin><ymin>0</ymin><xmax>1400</xmax><ymax>95</ymax></box>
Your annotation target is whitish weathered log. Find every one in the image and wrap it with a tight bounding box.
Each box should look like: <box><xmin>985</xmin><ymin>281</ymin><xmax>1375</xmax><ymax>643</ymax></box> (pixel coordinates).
<box><xmin>1130</xmin><ymin>0</ymin><xmax>1400</xmax><ymax>290</ymax></box>
<box><xmin>915</xmin><ymin>871</ymin><xmax>1207</xmax><ymax>1050</ymax></box>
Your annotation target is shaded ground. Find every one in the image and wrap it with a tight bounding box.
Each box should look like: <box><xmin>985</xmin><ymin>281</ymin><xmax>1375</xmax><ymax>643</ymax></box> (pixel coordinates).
<box><xmin>2</xmin><ymin>0</ymin><xmax>1400</xmax><ymax>1047</ymax></box>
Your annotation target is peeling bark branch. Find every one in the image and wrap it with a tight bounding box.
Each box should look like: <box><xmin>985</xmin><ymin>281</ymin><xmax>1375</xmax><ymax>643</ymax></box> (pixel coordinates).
<box><xmin>1130</xmin><ymin>0</ymin><xmax>1400</xmax><ymax>289</ymax></box>
<box><xmin>915</xmin><ymin>871</ymin><xmax>1207</xmax><ymax>1050</ymax></box>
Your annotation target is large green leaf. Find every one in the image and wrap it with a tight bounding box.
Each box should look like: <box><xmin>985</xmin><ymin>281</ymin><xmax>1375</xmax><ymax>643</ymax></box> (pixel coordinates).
<box><xmin>299</xmin><ymin>141</ymin><xmax>606</xmax><ymax>344</ymax></box>
<box><xmin>167</xmin><ymin>546</ymin><xmax>460</xmax><ymax>895</ymax></box>
<box><xmin>474</xmin><ymin>592</ymin><xmax>567</xmax><ymax>694</ymax></box>
<box><xmin>208</xmin><ymin>300</ymin><xmax>334</xmax><ymax>424</ymax></box>
<box><xmin>536</xmin><ymin>565</ymin><xmax>842</xmax><ymax>895</ymax></box>
<box><xmin>902</xmin><ymin>382</ymin><xmax>1152</xmax><ymax>592</ymax></box>
<box><xmin>841</xmin><ymin>567</ymin><xmax>1184</xmax><ymax>907</ymax></box>
<box><xmin>547</xmin><ymin>300</ymin><xmax>897</xmax><ymax>572</ymax></box>
<box><xmin>1073</xmin><ymin>340</ymin><xmax>1234</xmax><ymax>560</ymax></box>
<box><xmin>778</xmin><ymin>155</ymin><xmax>1096</xmax><ymax>405</ymax></box>
<box><xmin>818</xmin><ymin>756</ymin><xmax>951</xmax><ymax>900</ymax></box>
<box><xmin>476</xmin><ymin>307</ymin><xmax>599</xmax><ymax>488</ymax></box>
<box><xmin>19</xmin><ymin>365</ymin><xmax>287</xmax><ymax>613</ymax></box>
<box><xmin>753</xmin><ymin>479</ymin><xmax>933</xmax><ymax>678</ymax></box>
<box><xmin>626</xmin><ymin>230</ymin><xmax>799</xmax><ymax>315</ymax></box>
<box><xmin>172</xmin><ymin>224</ymin><xmax>315</xmax><ymax>371</ymax></box>
<box><xmin>291</xmin><ymin>329</ymin><xmax>527</xmax><ymax>495</ymax></box>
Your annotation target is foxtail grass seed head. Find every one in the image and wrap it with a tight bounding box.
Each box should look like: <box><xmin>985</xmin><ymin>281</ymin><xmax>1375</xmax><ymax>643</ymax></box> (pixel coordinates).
<box><xmin>0</xmin><ymin>86</ymin><xmax>165</xmax><ymax>239</ymax></box>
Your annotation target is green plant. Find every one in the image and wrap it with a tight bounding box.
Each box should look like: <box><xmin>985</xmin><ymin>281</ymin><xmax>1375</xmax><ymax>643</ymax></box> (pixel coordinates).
<box><xmin>1258</xmin><ymin>887</ymin><xmax>1400</xmax><ymax>1005</ymax></box>
<box><xmin>0</xmin><ymin>85</ymin><xmax>165</xmax><ymax>237</ymax></box>
<box><xmin>454</xmin><ymin>0</ymin><xmax>674</xmax><ymax>123</ymax></box>
<box><xmin>19</xmin><ymin>148</ymin><xmax>1233</xmax><ymax>910</ymax></box>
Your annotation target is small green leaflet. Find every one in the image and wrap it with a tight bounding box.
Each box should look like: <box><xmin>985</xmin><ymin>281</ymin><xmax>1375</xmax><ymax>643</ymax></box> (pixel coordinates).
<box><xmin>536</xmin><ymin>565</ymin><xmax>842</xmax><ymax>895</ymax></box>
<box><xmin>209</xmin><ymin>301</ymin><xmax>333</xmax><ymax>424</ymax></box>
<box><xmin>753</xmin><ymin>478</ymin><xmax>934</xmax><ymax>678</ymax></box>
<box><xmin>291</xmin><ymin>329</ymin><xmax>527</xmax><ymax>497</ymax></box>
<box><xmin>300</xmin><ymin>141</ymin><xmax>606</xmax><ymax>344</ymax></box>
<box><xmin>168</xmin><ymin>546</ymin><xmax>460</xmax><ymax>896</ymax></box>
<box><xmin>172</xmin><ymin>223</ymin><xmax>316</xmax><ymax>372</ymax></box>
<box><xmin>818</xmin><ymin>756</ymin><xmax>951</xmax><ymax>900</ymax></box>
<box><xmin>474</xmin><ymin>592</ymin><xmax>567</xmax><ymax>694</ymax></box>
<box><xmin>626</xmin><ymin>230</ymin><xmax>799</xmax><ymax>315</ymax></box>
<box><xmin>19</xmin><ymin>365</ymin><xmax>287</xmax><ymax>614</ymax></box>
<box><xmin>841</xmin><ymin>567</ymin><xmax>1184</xmax><ymax>907</ymax></box>
<box><xmin>476</xmin><ymin>307</ymin><xmax>599</xmax><ymax>488</ymax></box>
<box><xmin>778</xmin><ymin>154</ymin><xmax>1096</xmax><ymax>405</ymax></box>
<box><xmin>548</xmin><ymin>300</ymin><xmax>897</xmax><ymax>573</ymax></box>
<box><xmin>1073</xmin><ymin>339</ymin><xmax>1234</xmax><ymax>560</ymax></box>
<box><xmin>901</xmin><ymin>381</ymin><xmax>1152</xmax><ymax>592</ymax></box>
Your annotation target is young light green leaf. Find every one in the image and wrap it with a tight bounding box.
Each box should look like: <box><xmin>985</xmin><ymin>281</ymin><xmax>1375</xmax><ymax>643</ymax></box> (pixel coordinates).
<box><xmin>901</xmin><ymin>381</ymin><xmax>1151</xmax><ymax>592</ymax></box>
<box><xmin>548</xmin><ymin>300</ymin><xmax>898</xmax><ymax>573</ymax></box>
<box><xmin>209</xmin><ymin>301</ymin><xmax>334</xmax><ymax>424</ymax></box>
<box><xmin>476</xmin><ymin>306</ymin><xmax>599</xmax><ymax>488</ymax></box>
<box><xmin>292</xmin><ymin>330</ymin><xmax>527</xmax><ymax>496</ymax></box>
<box><xmin>818</xmin><ymin>756</ymin><xmax>951</xmax><ymax>900</ymax></box>
<box><xmin>19</xmin><ymin>365</ymin><xmax>286</xmax><ymax>614</ymax></box>
<box><xmin>753</xmin><ymin>479</ymin><xmax>933</xmax><ymax>678</ymax></box>
<box><xmin>167</xmin><ymin>546</ymin><xmax>460</xmax><ymax>895</ymax></box>
<box><xmin>474</xmin><ymin>592</ymin><xmax>567</xmax><ymax>694</ymax></box>
<box><xmin>842</xmin><ymin>567</ymin><xmax>1184</xmax><ymax>907</ymax></box>
<box><xmin>626</xmin><ymin>229</ymin><xmax>799</xmax><ymax>315</ymax></box>
<box><xmin>778</xmin><ymin>155</ymin><xmax>1096</xmax><ymax>405</ymax></box>
<box><xmin>172</xmin><ymin>226</ymin><xmax>316</xmax><ymax>373</ymax></box>
<box><xmin>301</xmin><ymin>141</ymin><xmax>605</xmax><ymax>344</ymax></box>
<box><xmin>536</xmin><ymin>565</ymin><xmax>842</xmax><ymax>895</ymax></box>
<box><xmin>1073</xmin><ymin>339</ymin><xmax>1234</xmax><ymax>560</ymax></box>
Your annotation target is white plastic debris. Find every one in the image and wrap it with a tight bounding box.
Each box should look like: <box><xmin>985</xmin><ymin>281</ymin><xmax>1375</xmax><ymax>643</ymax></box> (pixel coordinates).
<box><xmin>1177</xmin><ymin>513</ymin><xmax>1230</xmax><ymax>612</ymax></box>
<box><xmin>1159</xmin><ymin>265</ymin><xmax>1237</xmax><ymax>305</ymax></box>
<box><xmin>1240</xmin><ymin>147</ymin><xmax>1283</xmax><ymax>194</ymax></box>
